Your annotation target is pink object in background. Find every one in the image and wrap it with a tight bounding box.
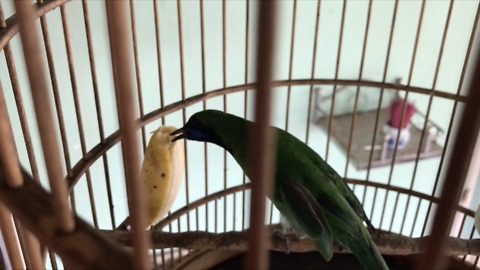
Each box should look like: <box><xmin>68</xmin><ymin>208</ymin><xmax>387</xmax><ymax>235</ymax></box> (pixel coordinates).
<box><xmin>389</xmin><ymin>98</ymin><xmax>416</xmax><ymax>128</ymax></box>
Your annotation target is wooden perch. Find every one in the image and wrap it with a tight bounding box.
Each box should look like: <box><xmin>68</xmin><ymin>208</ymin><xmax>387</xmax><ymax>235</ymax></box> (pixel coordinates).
<box><xmin>103</xmin><ymin>228</ymin><xmax>480</xmax><ymax>257</ymax></box>
<box><xmin>0</xmin><ymin>165</ymin><xmax>134</xmax><ymax>269</ymax></box>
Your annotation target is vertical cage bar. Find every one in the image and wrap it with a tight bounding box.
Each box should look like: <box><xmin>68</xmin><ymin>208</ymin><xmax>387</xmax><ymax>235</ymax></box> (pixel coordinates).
<box><xmin>365</xmin><ymin>0</ymin><xmax>399</xmax><ymax>178</ymax></box>
<box><xmin>81</xmin><ymin>0</ymin><xmax>116</xmax><ymax>229</ymax></box>
<box><xmin>325</xmin><ymin>0</ymin><xmax>347</xmax><ymax>161</ymax></box>
<box><xmin>19</xmin><ymin>230</ymin><xmax>42</xmax><ymax>270</ymax></box>
<box><xmin>242</xmin><ymin>0</ymin><xmax>250</xmax><ymax>231</ymax></box>
<box><xmin>1</xmin><ymin>3</ymin><xmax>46</xmax><ymax>268</ymax></box>
<box><xmin>3</xmin><ymin>58</ymin><xmax>39</xmax><ymax>181</ymax></box>
<box><xmin>37</xmin><ymin>0</ymin><xmax>78</xmax><ymax>216</ymax></box>
<box><xmin>37</xmin><ymin>1</ymin><xmax>72</xmax><ymax>178</ymax></box>
<box><xmin>244</xmin><ymin>2</ymin><xmax>277</xmax><ymax>269</ymax></box>
<box><xmin>419</xmin><ymin>42</ymin><xmax>480</xmax><ymax>270</ymax></box>
<box><xmin>0</xmin><ymin>204</ymin><xmax>24</xmax><ymax>269</ymax></box>
<box><xmin>48</xmin><ymin>250</ymin><xmax>57</xmax><ymax>270</ymax></box>
<box><xmin>11</xmin><ymin>219</ymin><xmax>27</xmax><ymax>268</ymax></box>
<box><xmin>365</xmin><ymin>0</ymin><xmax>399</xmax><ymax>217</ymax></box>
<box><xmin>60</xmin><ymin>5</ymin><xmax>100</xmax><ymax>229</ymax></box>
<box><xmin>14</xmin><ymin>0</ymin><xmax>74</xmax><ymax>232</ymax></box>
<box><xmin>0</xmin><ymin>80</ymin><xmax>43</xmax><ymax>268</ymax></box>
<box><xmin>199</xmin><ymin>0</ymin><xmax>210</xmax><ymax>232</ymax></box>
<box><xmin>0</xmin><ymin>81</ymin><xmax>28</xmax><ymax>269</ymax></box>
<box><xmin>222</xmin><ymin>0</ymin><xmax>228</xmax><ymax>232</ymax></box>
<box><xmin>284</xmin><ymin>0</ymin><xmax>297</xmax><ymax>132</ymax></box>
<box><xmin>160</xmin><ymin>248</ymin><xmax>166</xmax><ymax>270</ymax></box>
<box><xmin>105</xmin><ymin>2</ymin><xmax>150</xmax><ymax>268</ymax></box>
<box><xmin>0</xmin><ymin>84</ymin><xmax>22</xmax><ymax>188</ymax></box>
<box><xmin>345</xmin><ymin>0</ymin><xmax>373</xmax><ymax>183</ymax></box>
<box><xmin>176</xmin><ymin>0</ymin><xmax>191</xmax><ymax>232</ymax></box>
<box><xmin>0</xmin><ymin>0</ymin><xmax>31</xmax><ymax>187</ymax></box>
<box><xmin>380</xmin><ymin>1</ymin><xmax>426</xmax><ymax>230</ymax></box>
<box><xmin>421</xmin><ymin>0</ymin><xmax>480</xmax><ymax>237</ymax></box>
<box><xmin>305</xmin><ymin>0</ymin><xmax>321</xmax><ymax>145</ymax></box>
<box><xmin>408</xmin><ymin>199</ymin><xmax>422</xmax><ymax>237</ymax></box>
<box><xmin>399</xmin><ymin>0</ymin><xmax>454</xmax><ymax>234</ymax></box>
<box><xmin>153</xmin><ymin>0</ymin><xmax>166</xmax><ymax>125</ymax></box>
<box><xmin>129</xmin><ymin>0</ymin><xmax>147</xmax><ymax>151</ymax></box>
<box><xmin>152</xmin><ymin>0</ymin><xmax>173</xmax><ymax>260</ymax></box>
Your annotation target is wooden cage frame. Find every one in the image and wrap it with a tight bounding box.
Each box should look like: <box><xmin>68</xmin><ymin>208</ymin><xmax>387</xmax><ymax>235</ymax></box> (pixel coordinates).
<box><xmin>0</xmin><ymin>0</ymin><xmax>479</xmax><ymax>269</ymax></box>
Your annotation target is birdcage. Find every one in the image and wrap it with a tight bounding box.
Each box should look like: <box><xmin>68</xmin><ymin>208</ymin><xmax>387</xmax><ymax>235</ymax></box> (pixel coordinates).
<box><xmin>0</xmin><ymin>0</ymin><xmax>479</xmax><ymax>269</ymax></box>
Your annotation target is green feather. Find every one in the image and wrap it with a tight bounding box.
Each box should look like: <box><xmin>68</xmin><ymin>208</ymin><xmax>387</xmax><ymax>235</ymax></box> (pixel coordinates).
<box><xmin>177</xmin><ymin>110</ymin><xmax>389</xmax><ymax>270</ymax></box>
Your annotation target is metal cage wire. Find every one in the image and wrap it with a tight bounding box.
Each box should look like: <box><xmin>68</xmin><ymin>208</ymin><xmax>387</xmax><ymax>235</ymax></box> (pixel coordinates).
<box><xmin>0</xmin><ymin>0</ymin><xmax>478</xmax><ymax>269</ymax></box>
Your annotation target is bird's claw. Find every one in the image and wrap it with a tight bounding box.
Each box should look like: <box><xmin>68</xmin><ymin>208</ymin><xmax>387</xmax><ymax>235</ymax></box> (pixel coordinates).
<box><xmin>273</xmin><ymin>229</ymin><xmax>295</xmax><ymax>254</ymax></box>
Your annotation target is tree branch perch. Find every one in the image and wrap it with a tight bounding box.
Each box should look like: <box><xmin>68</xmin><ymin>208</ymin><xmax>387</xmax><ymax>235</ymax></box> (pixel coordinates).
<box><xmin>0</xmin><ymin>165</ymin><xmax>134</xmax><ymax>269</ymax></box>
<box><xmin>103</xmin><ymin>227</ymin><xmax>480</xmax><ymax>257</ymax></box>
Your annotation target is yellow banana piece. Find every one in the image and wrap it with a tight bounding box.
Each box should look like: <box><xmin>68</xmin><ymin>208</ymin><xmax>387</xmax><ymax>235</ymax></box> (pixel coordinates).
<box><xmin>142</xmin><ymin>126</ymin><xmax>185</xmax><ymax>227</ymax></box>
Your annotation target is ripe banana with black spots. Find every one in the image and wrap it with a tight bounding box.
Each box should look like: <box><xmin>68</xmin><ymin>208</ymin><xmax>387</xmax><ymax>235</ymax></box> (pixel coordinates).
<box><xmin>142</xmin><ymin>126</ymin><xmax>185</xmax><ymax>227</ymax></box>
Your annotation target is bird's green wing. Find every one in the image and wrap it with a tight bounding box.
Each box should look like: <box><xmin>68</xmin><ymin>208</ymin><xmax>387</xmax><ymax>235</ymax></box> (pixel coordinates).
<box><xmin>279</xmin><ymin>180</ymin><xmax>333</xmax><ymax>261</ymax></box>
<box><xmin>323</xmin><ymin>164</ymin><xmax>375</xmax><ymax>230</ymax></box>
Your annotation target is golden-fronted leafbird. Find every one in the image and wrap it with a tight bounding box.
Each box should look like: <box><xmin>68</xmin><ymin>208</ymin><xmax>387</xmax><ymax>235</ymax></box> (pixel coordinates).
<box><xmin>171</xmin><ymin>110</ymin><xmax>388</xmax><ymax>270</ymax></box>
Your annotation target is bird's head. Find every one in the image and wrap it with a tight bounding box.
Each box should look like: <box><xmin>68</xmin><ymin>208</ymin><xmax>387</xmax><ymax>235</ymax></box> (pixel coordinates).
<box><xmin>170</xmin><ymin>110</ymin><xmax>228</xmax><ymax>146</ymax></box>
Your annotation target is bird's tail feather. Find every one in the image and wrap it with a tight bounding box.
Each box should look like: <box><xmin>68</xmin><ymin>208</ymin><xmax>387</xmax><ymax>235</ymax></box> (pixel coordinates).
<box><xmin>348</xmin><ymin>226</ymin><xmax>389</xmax><ymax>270</ymax></box>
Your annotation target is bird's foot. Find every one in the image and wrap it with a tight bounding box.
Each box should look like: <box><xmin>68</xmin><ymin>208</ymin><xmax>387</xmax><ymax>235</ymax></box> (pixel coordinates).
<box><xmin>273</xmin><ymin>228</ymin><xmax>297</xmax><ymax>254</ymax></box>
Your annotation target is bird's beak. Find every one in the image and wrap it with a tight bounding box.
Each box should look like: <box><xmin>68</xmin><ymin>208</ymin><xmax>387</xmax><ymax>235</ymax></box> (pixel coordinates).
<box><xmin>170</xmin><ymin>127</ymin><xmax>189</xmax><ymax>142</ymax></box>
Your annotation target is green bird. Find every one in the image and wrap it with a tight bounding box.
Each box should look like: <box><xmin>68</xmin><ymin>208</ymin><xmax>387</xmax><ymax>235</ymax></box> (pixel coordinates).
<box><xmin>171</xmin><ymin>110</ymin><xmax>388</xmax><ymax>270</ymax></box>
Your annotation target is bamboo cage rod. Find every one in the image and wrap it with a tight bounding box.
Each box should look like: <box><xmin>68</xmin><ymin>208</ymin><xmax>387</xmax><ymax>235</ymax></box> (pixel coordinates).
<box><xmin>241</xmin><ymin>0</ymin><xmax>250</xmax><ymax>232</ymax></box>
<box><xmin>153</xmin><ymin>0</ymin><xmax>166</xmax><ymax>126</ymax></box>
<box><xmin>420</xmin><ymin>0</ymin><xmax>480</xmax><ymax>238</ymax></box>
<box><xmin>364</xmin><ymin>0</ymin><xmax>399</xmax><ymax>220</ymax></box>
<box><xmin>222</xmin><ymin>0</ymin><xmax>228</xmax><ymax>234</ymax></box>
<box><xmin>105</xmin><ymin>1</ymin><xmax>150</xmax><ymax>269</ymax></box>
<box><xmin>0</xmin><ymin>3</ymin><xmax>45</xmax><ymax>269</ymax></box>
<box><xmin>398</xmin><ymin>0</ymin><xmax>455</xmax><ymax>235</ymax></box>
<box><xmin>0</xmin><ymin>82</ymin><xmax>22</xmax><ymax>189</ymax></box>
<box><xmin>199</xmin><ymin>0</ymin><xmax>211</xmax><ymax>234</ymax></box>
<box><xmin>0</xmin><ymin>204</ymin><xmax>24</xmax><ymax>269</ymax></box>
<box><xmin>150</xmin><ymin>0</ymin><xmax>174</xmax><ymax>262</ymax></box>
<box><xmin>128</xmin><ymin>0</ymin><xmax>147</xmax><ymax>153</ymax></box>
<box><xmin>419</xmin><ymin>26</ymin><xmax>480</xmax><ymax>270</ymax></box>
<box><xmin>384</xmin><ymin>0</ymin><xmax>428</xmax><ymax>231</ymax></box>
<box><xmin>59</xmin><ymin>4</ymin><xmax>99</xmax><ymax>229</ymax></box>
<box><xmin>0</xmin><ymin>77</ymin><xmax>43</xmax><ymax>270</ymax></box>
<box><xmin>176</xmin><ymin>0</ymin><xmax>189</xmax><ymax>261</ymax></box>
<box><xmin>37</xmin><ymin>0</ymin><xmax>73</xmax><ymax>188</ymax></box>
<box><xmin>80</xmin><ymin>0</ymin><xmax>116</xmax><ymax>230</ymax></box>
<box><xmin>284</xmin><ymin>0</ymin><xmax>297</xmax><ymax>133</ymax></box>
<box><xmin>244</xmin><ymin>2</ymin><xmax>277</xmax><ymax>269</ymax></box>
<box><xmin>13</xmin><ymin>0</ymin><xmax>74</xmax><ymax>232</ymax></box>
<box><xmin>346</xmin><ymin>0</ymin><xmax>373</xmax><ymax>188</ymax></box>
<box><xmin>128</xmin><ymin>4</ymin><xmax>158</xmax><ymax>266</ymax></box>
<box><xmin>177</xmin><ymin>0</ymin><xmax>190</xmax><ymax>235</ymax></box>
<box><xmin>325</xmin><ymin>0</ymin><xmax>347</xmax><ymax>162</ymax></box>
<box><xmin>377</xmin><ymin>0</ymin><xmax>426</xmax><ymax>230</ymax></box>
<box><xmin>304</xmin><ymin>0</ymin><xmax>321</xmax><ymax>146</ymax></box>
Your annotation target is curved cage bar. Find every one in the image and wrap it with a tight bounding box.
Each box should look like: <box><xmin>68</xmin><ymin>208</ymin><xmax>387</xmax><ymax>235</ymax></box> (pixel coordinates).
<box><xmin>0</xmin><ymin>0</ymin><xmax>479</xmax><ymax>269</ymax></box>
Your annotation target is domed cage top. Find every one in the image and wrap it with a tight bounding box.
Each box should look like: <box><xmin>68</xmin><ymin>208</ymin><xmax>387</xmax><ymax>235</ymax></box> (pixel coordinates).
<box><xmin>0</xmin><ymin>0</ymin><xmax>479</xmax><ymax>269</ymax></box>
